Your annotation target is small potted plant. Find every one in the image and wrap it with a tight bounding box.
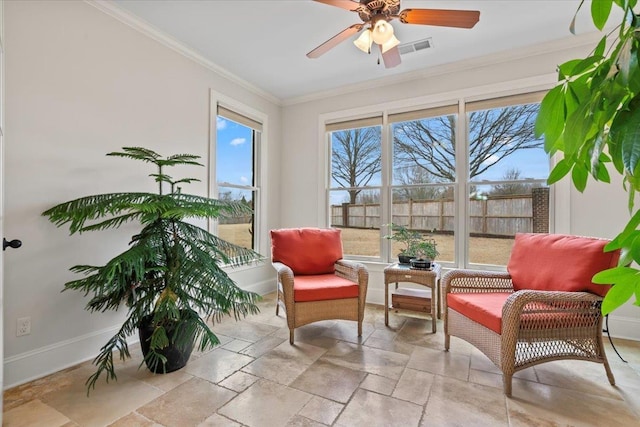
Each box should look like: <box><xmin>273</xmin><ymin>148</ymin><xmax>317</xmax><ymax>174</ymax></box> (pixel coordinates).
<box><xmin>384</xmin><ymin>223</ymin><xmax>439</xmax><ymax>266</ymax></box>
<box><xmin>42</xmin><ymin>147</ymin><xmax>262</xmax><ymax>393</ymax></box>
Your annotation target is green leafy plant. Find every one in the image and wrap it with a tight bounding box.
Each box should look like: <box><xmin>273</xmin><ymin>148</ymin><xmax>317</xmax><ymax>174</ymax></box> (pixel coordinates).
<box><xmin>535</xmin><ymin>0</ymin><xmax>640</xmax><ymax>313</ymax></box>
<box><xmin>42</xmin><ymin>147</ymin><xmax>262</xmax><ymax>392</ymax></box>
<box><xmin>384</xmin><ymin>223</ymin><xmax>439</xmax><ymax>260</ymax></box>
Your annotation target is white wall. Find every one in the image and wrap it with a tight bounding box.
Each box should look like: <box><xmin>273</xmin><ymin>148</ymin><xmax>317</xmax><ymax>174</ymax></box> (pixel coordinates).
<box><xmin>281</xmin><ymin>34</ymin><xmax>640</xmax><ymax>340</ymax></box>
<box><xmin>3</xmin><ymin>0</ymin><xmax>281</xmax><ymax>388</ymax></box>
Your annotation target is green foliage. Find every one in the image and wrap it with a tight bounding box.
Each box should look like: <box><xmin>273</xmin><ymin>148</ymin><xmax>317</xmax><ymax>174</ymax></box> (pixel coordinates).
<box><xmin>42</xmin><ymin>147</ymin><xmax>262</xmax><ymax>392</ymax></box>
<box><xmin>383</xmin><ymin>223</ymin><xmax>439</xmax><ymax>260</ymax></box>
<box><xmin>535</xmin><ymin>1</ymin><xmax>640</xmax><ymax>313</ymax></box>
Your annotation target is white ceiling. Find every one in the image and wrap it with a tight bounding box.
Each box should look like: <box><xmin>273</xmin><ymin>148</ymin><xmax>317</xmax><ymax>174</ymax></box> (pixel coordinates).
<box><xmin>110</xmin><ymin>0</ymin><xmax>601</xmax><ymax>102</ymax></box>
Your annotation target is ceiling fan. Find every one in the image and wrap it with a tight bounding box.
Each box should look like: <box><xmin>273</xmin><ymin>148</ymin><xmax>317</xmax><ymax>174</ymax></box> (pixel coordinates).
<box><xmin>307</xmin><ymin>0</ymin><xmax>480</xmax><ymax>68</ymax></box>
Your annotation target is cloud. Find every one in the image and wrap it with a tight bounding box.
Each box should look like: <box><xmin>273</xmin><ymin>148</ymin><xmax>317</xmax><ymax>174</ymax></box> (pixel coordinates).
<box><xmin>240</xmin><ymin>176</ymin><xmax>248</xmax><ymax>183</ymax></box>
<box><xmin>216</xmin><ymin>117</ymin><xmax>227</xmax><ymax>130</ymax></box>
<box><xmin>230</xmin><ymin>138</ymin><xmax>246</xmax><ymax>146</ymax></box>
<box><xmin>482</xmin><ymin>154</ymin><xmax>500</xmax><ymax>165</ymax></box>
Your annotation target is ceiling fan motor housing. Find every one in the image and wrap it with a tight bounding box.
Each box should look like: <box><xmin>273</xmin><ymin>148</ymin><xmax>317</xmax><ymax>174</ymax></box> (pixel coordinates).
<box><xmin>358</xmin><ymin>0</ymin><xmax>400</xmax><ymax>22</ymax></box>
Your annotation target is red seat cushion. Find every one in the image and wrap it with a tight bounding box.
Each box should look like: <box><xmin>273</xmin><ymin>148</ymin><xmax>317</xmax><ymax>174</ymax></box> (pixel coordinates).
<box><xmin>271</xmin><ymin>228</ymin><xmax>343</xmax><ymax>275</ymax></box>
<box><xmin>293</xmin><ymin>274</ymin><xmax>359</xmax><ymax>302</ymax></box>
<box><xmin>447</xmin><ymin>293</ymin><xmax>511</xmax><ymax>334</ymax></box>
<box><xmin>507</xmin><ymin>233</ymin><xmax>620</xmax><ymax>297</ymax></box>
<box><xmin>447</xmin><ymin>292</ymin><xmax>599</xmax><ymax>334</ymax></box>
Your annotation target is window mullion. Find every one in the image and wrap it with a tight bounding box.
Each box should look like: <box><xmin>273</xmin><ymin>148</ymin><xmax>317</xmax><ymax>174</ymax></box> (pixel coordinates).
<box><xmin>455</xmin><ymin>99</ymin><xmax>468</xmax><ymax>268</ymax></box>
<box><xmin>380</xmin><ymin>112</ymin><xmax>392</xmax><ymax>263</ymax></box>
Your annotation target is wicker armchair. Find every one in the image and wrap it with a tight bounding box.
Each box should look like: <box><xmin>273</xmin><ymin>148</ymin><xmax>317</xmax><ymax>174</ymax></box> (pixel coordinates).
<box><xmin>443</xmin><ymin>233</ymin><xmax>620</xmax><ymax>397</ymax></box>
<box><xmin>270</xmin><ymin>227</ymin><xmax>368</xmax><ymax>344</ymax></box>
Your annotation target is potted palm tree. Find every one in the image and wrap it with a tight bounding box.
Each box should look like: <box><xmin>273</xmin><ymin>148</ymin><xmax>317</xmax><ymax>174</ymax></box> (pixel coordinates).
<box><xmin>42</xmin><ymin>147</ymin><xmax>262</xmax><ymax>392</ymax></box>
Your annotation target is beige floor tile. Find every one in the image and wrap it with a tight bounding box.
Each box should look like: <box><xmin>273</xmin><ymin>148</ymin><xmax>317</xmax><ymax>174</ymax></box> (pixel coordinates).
<box><xmin>5</xmin><ymin>292</ymin><xmax>640</xmax><ymax>427</ymax></box>
<box><xmin>285</xmin><ymin>415</ymin><xmax>326</xmax><ymax>427</ymax></box>
<box><xmin>359</xmin><ymin>374</ymin><xmax>398</xmax><ymax>395</ymax></box>
<box><xmin>335</xmin><ymin>388</ymin><xmax>423</xmax><ymax>427</ymax></box>
<box><xmin>240</xmin><ymin>335</ymin><xmax>288</xmax><ymax>358</ymax></box>
<box><xmin>422</xmin><ymin>375</ymin><xmax>509</xmax><ymax>426</ymax></box>
<box><xmin>211</xmin><ymin>318</ymin><xmax>279</xmax><ymax>342</ymax></box>
<box><xmin>320</xmin><ymin>319</ymin><xmax>375</xmax><ymax>344</ymax></box>
<box><xmin>469</xmin><ymin>348</ymin><xmax>502</xmax><ymax>374</ymax></box>
<box><xmin>185</xmin><ymin>348</ymin><xmax>254</xmax><ymax>383</ymax></box>
<box><xmin>108</xmin><ymin>412</ymin><xmax>162</xmax><ymax>426</ymax></box>
<box><xmin>290</xmin><ymin>359</ymin><xmax>366</xmax><ymax>403</ymax></box>
<box><xmin>3</xmin><ymin>365</ymin><xmax>83</xmax><ymax>411</ymax></box>
<box><xmin>118</xmin><ymin>361</ymin><xmax>194</xmax><ymax>392</ymax></box>
<box><xmin>3</xmin><ymin>399</ymin><xmax>70</xmax><ymax>427</ymax></box>
<box><xmin>221</xmin><ymin>338</ymin><xmax>252</xmax><ymax>352</ymax></box>
<box><xmin>392</xmin><ymin>368</ymin><xmax>435</xmax><ymax>405</ymax></box>
<box><xmin>242</xmin><ymin>340</ymin><xmax>326</xmax><ymax>385</ymax></box>
<box><xmin>298</xmin><ymin>395</ymin><xmax>344</xmax><ymax>425</ymax></box>
<box><xmin>137</xmin><ymin>377</ymin><xmax>236</xmax><ymax>427</ymax></box>
<box><xmin>533</xmin><ymin>360</ymin><xmax>622</xmax><ymax>400</ymax></box>
<box><xmin>197</xmin><ymin>413</ymin><xmax>242</xmax><ymax>427</ymax></box>
<box><xmin>363</xmin><ymin>335</ymin><xmax>416</xmax><ymax>355</ymax></box>
<box><xmin>507</xmin><ymin>379</ymin><xmax>640</xmax><ymax>427</ymax></box>
<box><xmin>40</xmin><ymin>365</ymin><xmax>163</xmax><ymax>427</ymax></box>
<box><xmin>322</xmin><ymin>341</ymin><xmax>410</xmax><ymax>380</ymax></box>
<box><xmin>218</xmin><ymin>371</ymin><xmax>260</xmax><ymax>393</ymax></box>
<box><xmin>218</xmin><ymin>379</ymin><xmax>313</xmax><ymax>427</ymax></box>
<box><xmin>407</xmin><ymin>345</ymin><xmax>470</xmax><ymax>381</ymax></box>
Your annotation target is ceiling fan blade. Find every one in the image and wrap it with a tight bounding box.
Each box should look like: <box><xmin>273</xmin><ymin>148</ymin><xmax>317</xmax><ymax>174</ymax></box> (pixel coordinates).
<box><xmin>313</xmin><ymin>0</ymin><xmax>361</xmax><ymax>11</ymax></box>
<box><xmin>380</xmin><ymin>44</ymin><xmax>401</xmax><ymax>69</ymax></box>
<box><xmin>307</xmin><ymin>24</ymin><xmax>363</xmax><ymax>58</ymax></box>
<box><xmin>399</xmin><ymin>9</ymin><xmax>480</xmax><ymax>29</ymax></box>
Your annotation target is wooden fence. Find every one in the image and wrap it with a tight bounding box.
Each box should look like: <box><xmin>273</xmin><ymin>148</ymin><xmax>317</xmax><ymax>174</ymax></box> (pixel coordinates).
<box><xmin>331</xmin><ymin>189</ymin><xmax>549</xmax><ymax>237</ymax></box>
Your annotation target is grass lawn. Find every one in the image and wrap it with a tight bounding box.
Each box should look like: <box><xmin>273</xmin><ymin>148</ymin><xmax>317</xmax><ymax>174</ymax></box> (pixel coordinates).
<box><xmin>219</xmin><ymin>224</ymin><xmax>514</xmax><ymax>266</ymax></box>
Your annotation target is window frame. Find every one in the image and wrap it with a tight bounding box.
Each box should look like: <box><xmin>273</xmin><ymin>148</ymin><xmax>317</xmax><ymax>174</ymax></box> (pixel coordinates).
<box><xmin>210</xmin><ymin>90</ymin><xmax>268</xmax><ymax>258</ymax></box>
<box><xmin>319</xmin><ymin>80</ymin><xmax>556</xmax><ymax>269</ymax></box>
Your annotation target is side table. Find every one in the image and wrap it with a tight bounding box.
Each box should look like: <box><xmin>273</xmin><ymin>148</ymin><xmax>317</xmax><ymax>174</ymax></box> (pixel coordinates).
<box><xmin>384</xmin><ymin>262</ymin><xmax>441</xmax><ymax>332</ymax></box>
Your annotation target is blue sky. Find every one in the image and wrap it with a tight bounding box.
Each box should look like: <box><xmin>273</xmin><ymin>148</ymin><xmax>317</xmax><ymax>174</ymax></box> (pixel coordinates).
<box><xmin>216</xmin><ymin>116</ymin><xmax>253</xmax><ymax>187</ymax></box>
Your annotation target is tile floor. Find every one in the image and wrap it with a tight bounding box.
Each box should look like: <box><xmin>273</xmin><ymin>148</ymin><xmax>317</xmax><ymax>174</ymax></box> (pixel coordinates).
<box><xmin>4</xmin><ymin>292</ymin><xmax>640</xmax><ymax>426</ymax></box>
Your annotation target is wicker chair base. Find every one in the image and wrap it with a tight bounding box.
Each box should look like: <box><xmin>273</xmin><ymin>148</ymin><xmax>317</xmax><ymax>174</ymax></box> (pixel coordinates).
<box><xmin>446</xmin><ymin>307</ymin><xmax>615</xmax><ymax>396</ymax></box>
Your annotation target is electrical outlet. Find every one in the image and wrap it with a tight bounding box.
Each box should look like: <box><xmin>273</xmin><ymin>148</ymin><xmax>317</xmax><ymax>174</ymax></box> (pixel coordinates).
<box><xmin>17</xmin><ymin>317</ymin><xmax>31</xmax><ymax>336</ymax></box>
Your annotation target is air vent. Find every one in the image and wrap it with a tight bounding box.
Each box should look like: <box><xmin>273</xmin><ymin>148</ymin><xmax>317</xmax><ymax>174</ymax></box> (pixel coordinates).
<box><xmin>398</xmin><ymin>38</ymin><xmax>433</xmax><ymax>56</ymax></box>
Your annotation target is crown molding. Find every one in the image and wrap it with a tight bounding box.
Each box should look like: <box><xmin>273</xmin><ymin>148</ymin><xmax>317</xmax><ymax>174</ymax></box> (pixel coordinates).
<box><xmin>85</xmin><ymin>0</ymin><xmax>282</xmax><ymax>106</ymax></box>
<box><xmin>282</xmin><ymin>31</ymin><xmax>604</xmax><ymax>107</ymax></box>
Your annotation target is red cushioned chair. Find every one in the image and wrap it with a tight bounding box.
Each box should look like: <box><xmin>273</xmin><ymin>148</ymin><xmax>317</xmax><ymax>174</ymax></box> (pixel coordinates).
<box><xmin>443</xmin><ymin>233</ymin><xmax>620</xmax><ymax>396</ymax></box>
<box><xmin>270</xmin><ymin>228</ymin><xmax>368</xmax><ymax>344</ymax></box>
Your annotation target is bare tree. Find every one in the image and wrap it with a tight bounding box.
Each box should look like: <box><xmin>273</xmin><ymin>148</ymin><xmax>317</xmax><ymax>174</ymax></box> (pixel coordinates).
<box><xmin>394</xmin><ymin>165</ymin><xmax>446</xmax><ymax>201</ymax></box>
<box><xmin>491</xmin><ymin>168</ymin><xmax>540</xmax><ymax>196</ymax></box>
<box><xmin>393</xmin><ymin>104</ymin><xmax>541</xmax><ymax>181</ymax></box>
<box><xmin>331</xmin><ymin>127</ymin><xmax>381</xmax><ymax>204</ymax></box>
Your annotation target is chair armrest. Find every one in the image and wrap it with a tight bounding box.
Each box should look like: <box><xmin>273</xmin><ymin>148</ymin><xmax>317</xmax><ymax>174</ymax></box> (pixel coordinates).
<box><xmin>443</xmin><ymin>269</ymin><xmax>514</xmax><ymax>294</ymax></box>
<box><xmin>272</xmin><ymin>262</ymin><xmax>294</xmax><ymax>293</ymax></box>
<box><xmin>503</xmin><ymin>289</ymin><xmax>603</xmax><ymax>323</ymax></box>
<box><xmin>335</xmin><ymin>259</ymin><xmax>369</xmax><ymax>289</ymax></box>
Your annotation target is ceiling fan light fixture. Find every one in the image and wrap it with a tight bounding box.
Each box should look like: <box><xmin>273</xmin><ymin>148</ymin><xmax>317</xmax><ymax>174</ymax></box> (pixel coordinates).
<box><xmin>354</xmin><ymin>29</ymin><xmax>373</xmax><ymax>53</ymax></box>
<box><xmin>381</xmin><ymin>34</ymin><xmax>400</xmax><ymax>53</ymax></box>
<box><xmin>372</xmin><ymin>19</ymin><xmax>394</xmax><ymax>45</ymax></box>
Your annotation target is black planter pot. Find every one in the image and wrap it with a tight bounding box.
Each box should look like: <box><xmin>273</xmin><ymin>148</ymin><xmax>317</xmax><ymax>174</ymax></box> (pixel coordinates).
<box><xmin>138</xmin><ymin>314</ymin><xmax>195</xmax><ymax>374</ymax></box>
<box><xmin>398</xmin><ymin>254</ymin><xmax>412</xmax><ymax>265</ymax></box>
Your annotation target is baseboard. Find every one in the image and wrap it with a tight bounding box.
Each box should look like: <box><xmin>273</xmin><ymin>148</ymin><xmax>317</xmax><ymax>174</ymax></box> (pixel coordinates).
<box><xmin>606</xmin><ymin>314</ymin><xmax>640</xmax><ymax>341</ymax></box>
<box><xmin>3</xmin><ymin>325</ymin><xmax>125</xmax><ymax>390</ymax></box>
<box><xmin>4</xmin><ymin>278</ymin><xmax>277</xmax><ymax>390</ymax></box>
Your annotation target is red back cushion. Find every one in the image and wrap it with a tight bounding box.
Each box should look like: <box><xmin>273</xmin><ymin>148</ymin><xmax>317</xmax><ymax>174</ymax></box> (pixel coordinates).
<box><xmin>270</xmin><ymin>228</ymin><xmax>343</xmax><ymax>275</ymax></box>
<box><xmin>507</xmin><ymin>233</ymin><xmax>620</xmax><ymax>297</ymax></box>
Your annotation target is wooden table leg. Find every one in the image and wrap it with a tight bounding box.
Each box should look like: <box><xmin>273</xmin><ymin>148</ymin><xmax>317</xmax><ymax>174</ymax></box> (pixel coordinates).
<box><xmin>384</xmin><ymin>279</ymin><xmax>389</xmax><ymax>326</ymax></box>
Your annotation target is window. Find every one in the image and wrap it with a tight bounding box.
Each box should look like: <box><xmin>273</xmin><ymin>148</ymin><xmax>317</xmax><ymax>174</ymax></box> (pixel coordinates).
<box><xmin>328</xmin><ymin>117</ymin><xmax>382</xmax><ymax>257</ymax></box>
<box><xmin>215</xmin><ymin>105</ymin><xmax>262</xmax><ymax>251</ymax></box>
<box><xmin>325</xmin><ymin>91</ymin><xmax>550</xmax><ymax>267</ymax></box>
<box><xmin>391</xmin><ymin>105</ymin><xmax>458</xmax><ymax>264</ymax></box>
<box><xmin>466</xmin><ymin>94</ymin><xmax>548</xmax><ymax>266</ymax></box>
